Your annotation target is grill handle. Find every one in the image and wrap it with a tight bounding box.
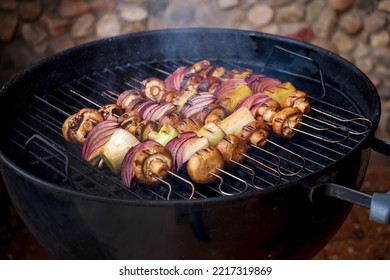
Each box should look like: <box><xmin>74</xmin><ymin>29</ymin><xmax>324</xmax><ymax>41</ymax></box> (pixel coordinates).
<box><xmin>371</xmin><ymin>136</ymin><xmax>390</xmax><ymax>156</ymax></box>
<box><xmin>310</xmin><ymin>183</ymin><xmax>390</xmax><ymax>224</ymax></box>
<box><xmin>24</xmin><ymin>134</ymin><xmax>74</xmax><ymax>186</ymax></box>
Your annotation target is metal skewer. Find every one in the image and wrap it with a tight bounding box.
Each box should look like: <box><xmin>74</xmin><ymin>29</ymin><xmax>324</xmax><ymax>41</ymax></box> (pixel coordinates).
<box><xmin>259</xmin><ymin>45</ymin><xmax>372</xmax><ymax>136</ymax></box>
<box><xmin>103</xmin><ymin>90</ymin><xmax>120</xmax><ymax>100</ymax></box>
<box><xmin>309</xmin><ymin>107</ymin><xmax>372</xmax><ymax>135</ymax></box>
<box><xmin>70</xmin><ymin>89</ymin><xmax>102</xmax><ymax>108</ymax></box>
<box><xmin>152</xmin><ymin>176</ymin><xmax>173</xmax><ymax>200</ymax></box>
<box><xmin>168</xmin><ymin>171</ymin><xmax>196</xmax><ymax>200</ymax></box>
<box><xmin>293</xmin><ymin>121</ymin><xmax>350</xmax><ymax>143</ymax></box>
<box><xmin>35</xmin><ymin>95</ymin><xmax>71</xmax><ymax>117</ymax></box>
<box><xmin>250</xmin><ymin>142</ymin><xmax>305</xmax><ymax>177</ymax></box>
<box><xmin>240</xmin><ymin>153</ymin><xmax>281</xmax><ymax>188</ymax></box>
<box><xmin>58</xmin><ymin>89</ymin><xmax>305</xmax><ymax>173</ymax></box>
<box><xmin>34</xmin><ymin>95</ymin><xmax>197</xmax><ymax>200</ymax></box>
<box><xmin>210</xmin><ymin>169</ymin><xmax>249</xmax><ymax>196</ymax></box>
<box><xmin>228</xmin><ymin>160</ymin><xmax>260</xmax><ymax>189</ymax></box>
<box><xmin>117</xmin><ymin>62</ymin><xmax>370</xmax><ymax>140</ymax></box>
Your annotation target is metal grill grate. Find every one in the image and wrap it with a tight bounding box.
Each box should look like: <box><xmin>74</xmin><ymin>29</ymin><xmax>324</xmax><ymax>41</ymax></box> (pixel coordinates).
<box><xmin>6</xmin><ymin>55</ymin><xmax>371</xmax><ymax>201</ymax></box>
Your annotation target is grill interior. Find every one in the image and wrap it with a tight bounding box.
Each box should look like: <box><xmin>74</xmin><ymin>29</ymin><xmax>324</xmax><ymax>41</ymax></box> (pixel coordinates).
<box><xmin>4</xmin><ymin>54</ymin><xmax>371</xmax><ymax>201</ymax></box>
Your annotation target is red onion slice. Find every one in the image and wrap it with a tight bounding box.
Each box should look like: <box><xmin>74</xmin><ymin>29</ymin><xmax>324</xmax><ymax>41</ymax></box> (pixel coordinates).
<box><xmin>138</xmin><ymin>101</ymin><xmax>177</xmax><ymax>122</ymax></box>
<box><xmin>244</xmin><ymin>74</ymin><xmax>265</xmax><ymax>84</ymax></box>
<box><xmin>166</xmin><ymin>132</ymin><xmax>196</xmax><ymax>172</ymax></box>
<box><xmin>235</xmin><ymin>92</ymin><xmax>271</xmax><ymax>110</ymax></box>
<box><xmin>165</xmin><ymin>132</ymin><xmax>209</xmax><ymax>173</ymax></box>
<box><xmin>137</xmin><ymin>101</ymin><xmax>156</xmax><ymax>117</ymax></box>
<box><xmin>246</xmin><ymin>75</ymin><xmax>281</xmax><ymax>93</ymax></box>
<box><xmin>142</xmin><ymin>102</ymin><xmax>160</xmax><ymax>121</ymax></box>
<box><xmin>82</xmin><ymin>120</ymin><xmax>120</xmax><ymax>164</ymax></box>
<box><xmin>149</xmin><ymin>102</ymin><xmax>177</xmax><ymax>121</ymax></box>
<box><xmin>214</xmin><ymin>78</ymin><xmax>246</xmax><ymax>100</ymax></box>
<box><xmin>121</xmin><ymin>140</ymin><xmax>160</xmax><ymax>189</ymax></box>
<box><xmin>175</xmin><ymin>136</ymin><xmax>209</xmax><ymax>171</ymax></box>
<box><xmin>165</xmin><ymin>66</ymin><xmax>187</xmax><ymax>91</ymax></box>
<box><xmin>117</xmin><ymin>89</ymin><xmax>143</xmax><ymax>108</ymax></box>
<box><xmin>181</xmin><ymin>92</ymin><xmax>216</xmax><ymax>118</ymax></box>
<box><xmin>123</xmin><ymin>95</ymin><xmax>146</xmax><ymax>111</ymax></box>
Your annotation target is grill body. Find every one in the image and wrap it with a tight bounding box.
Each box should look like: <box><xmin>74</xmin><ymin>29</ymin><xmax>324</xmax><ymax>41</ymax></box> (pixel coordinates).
<box><xmin>0</xmin><ymin>28</ymin><xmax>383</xmax><ymax>259</ymax></box>
<box><xmin>1</xmin><ymin>149</ymin><xmax>369</xmax><ymax>259</ymax></box>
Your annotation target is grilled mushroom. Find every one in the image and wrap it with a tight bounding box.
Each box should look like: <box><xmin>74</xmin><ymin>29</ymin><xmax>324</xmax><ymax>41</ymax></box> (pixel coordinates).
<box><xmin>224</xmin><ymin>68</ymin><xmax>253</xmax><ymax>79</ymax></box>
<box><xmin>188</xmin><ymin>60</ymin><xmax>211</xmax><ymax>74</ymax></box>
<box><xmin>216</xmin><ymin>135</ymin><xmax>248</xmax><ymax>167</ymax></box>
<box><xmin>158</xmin><ymin>111</ymin><xmax>184</xmax><ymax>130</ymax></box>
<box><xmin>163</xmin><ymin>88</ymin><xmax>180</xmax><ymax>103</ymax></box>
<box><xmin>62</xmin><ymin>108</ymin><xmax>103</xmax><ymax>144</ymax></box>
<box><xmin>280</xmin><ymin>90</ymin><xmax>310</xmax><ymax>114</ymax></box>
<box><xmin>252</xmin><ymin>99</ymin><xmax>281</xmax><ymax>125</ymax></box>
<box><xmin>119</xmin><ymin>111</ymin><xmax>143</xmax><ymax>134</ymax></box>
<box><xmin>133</xmin><ymin>120</ymin><xmax>158</xmax><ymax>142</ymax></box>
<box><xmin>116</xmin><ymin>89</ymin><xmax>147</xmax><ymax>113</ymax></box>
<box><xmin>197</xmin><ymin>103</ymin><xmax>228</xmax><ymax>124</ymax></box>
<box><xmin>198</xmin><ymin>66</ymin><xmax>225</xmax><ymax>79</ymax></box>
<box><xmin>197</xmin><ymin>76</ymin><xmax>223</xmax><ymax>93</ymax></box>
<box><xmin>133</xmin><ymin>145</ymin><xmax>173</xmax><ymax>185</ymax></box>
<box><xmin>176</xmin><ymin>117</ymin><xmax>202</xmax><ymax>133</ymax></box>
<box><xmin>141</xmin><ymin>77</ymin><xmax>166</xmax><ymax>103</ymax></box>
<box><xmin>99</xmin><ymin>104</ymin><xmax>123</xmax><ymax>121</ymax></box>
<box><xmin>180</xmin><ymin>73</ymin><xmax>204</xmax><ymax>90</ymax></box>
<box><xmin>187</xmin><ymin>147</ymin><xmax>224</xmax><ymax>184</ymax></box>
<box><xmin>264</xmin><ymin>82</ymin><xmax>311</xmax><ymax>114</ymax></box>
<box><xmin>239</xmin><ymin>120</ymin><xmax>270</xmax><ymax>147</ymax></box>
<box><xmin>272</xmin><ymin>107</ymin><xmax>303</xmax><ymax>139</ymax></box>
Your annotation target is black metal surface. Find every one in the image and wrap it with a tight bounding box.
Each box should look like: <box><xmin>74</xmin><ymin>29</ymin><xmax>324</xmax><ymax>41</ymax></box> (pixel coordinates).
<box><xmin>371</xmin><ymin>136</ymin><xmax>390</xmax><ymax>156</ymax></box>
<box><xmin>0</xmin><ymin>28</ymin><xmax>387</xmax><ymax>259</ymax></box>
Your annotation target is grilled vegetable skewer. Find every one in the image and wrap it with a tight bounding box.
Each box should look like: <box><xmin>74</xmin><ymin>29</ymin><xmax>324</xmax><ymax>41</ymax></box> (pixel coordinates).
<box><xmin>61</xmin><ymin>60</ymin><xmax>310</xmax><ymax>192</ymax></box>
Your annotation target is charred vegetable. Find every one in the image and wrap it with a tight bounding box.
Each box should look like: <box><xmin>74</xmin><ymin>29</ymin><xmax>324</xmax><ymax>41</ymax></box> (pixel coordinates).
<box><xmin>216</xmin><ymin>135</ymin><xmax>248</xmax><ymax>167</ymax></box>
<box><xmin>62</xmin><ymin>108</ymin><xmax>103</xmax><ymax>144</ymax></box>
<box><xmin>121</xmin><ymin>141</ymin><xmax>172</xmax><ymax>189</ymax></box>
<box><xmin>272</xmin><ymin>107</ymin><xmax>303</xmax><ymax>139</ymax></box>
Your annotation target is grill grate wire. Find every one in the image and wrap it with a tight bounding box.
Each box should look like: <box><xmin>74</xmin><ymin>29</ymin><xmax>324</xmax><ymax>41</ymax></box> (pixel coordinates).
<box><xmin>7</xmin><ymin>55</ymin><xmax>371</xmax><ymax>201</ymax></box>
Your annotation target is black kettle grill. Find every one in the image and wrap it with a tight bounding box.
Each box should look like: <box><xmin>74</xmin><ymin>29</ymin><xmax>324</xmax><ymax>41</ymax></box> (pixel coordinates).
<box><xmin>0</xmin><ymin>28</ymin><xmax>389</xmax><ymax>259</ymax></box>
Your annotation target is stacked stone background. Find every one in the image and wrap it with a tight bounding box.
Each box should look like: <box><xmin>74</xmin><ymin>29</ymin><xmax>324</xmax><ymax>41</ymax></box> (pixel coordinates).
<box><xmin>1</xmin><ymin>0</ymin><xmax>390</xmax><ymax>138</ymax></box>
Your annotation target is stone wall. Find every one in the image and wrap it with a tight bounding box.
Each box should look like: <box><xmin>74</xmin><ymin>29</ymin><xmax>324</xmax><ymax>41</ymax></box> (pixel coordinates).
<box><xmin>1</xmin><ymin>0</ymin><xmax>390</xmax><ymax>138</ymax></box>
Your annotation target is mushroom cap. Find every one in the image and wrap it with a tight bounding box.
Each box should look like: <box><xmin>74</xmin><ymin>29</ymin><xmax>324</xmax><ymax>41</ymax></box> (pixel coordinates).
<box><xmin>119</xmin><ymin>110</ymin><xmax>143</xmax><ymax>132</ymax></box>
<box><xmin>197</xmin><ymin>103</ymin><xmax>227</xmax><ymax>124</ymax></box>
<box><xmin>239</xmin><ymin>120</ymin><xmax>269</xmax><ymax>141</ymax></box>
<box><xmin>272</xmin><ymin>107</ymin><xmax>303</xmax><ymax>139</ymax></box>
<box><xmin>187</xmin><ymin>147</ymin><xmax>224</xmax><ymax>184</ymax></box>
<box><xmin>280</xmin><ymin>90</ymin><xmax>310</xmax><ymax>114</ymax></box>
<box><xmin>62</xmin><ymin>108</ymin><xmax>103</xmax><ymax>144</ymax></box>
<box><xmin>216</xmin><ymin>135</ymin><xmax>248</xmax><ymax>166</ymax></box>
<box><xmin>158</xmin><ymin>111</ymin><xmax>183</xmax><ymax>130</ymax></box>
<box><xmin>99</xmin><ymin>104</ymin><xmax>123</xmax><ymax>121</ymax></box>
<box><xmin>176</xmin><ymin>117</ymin><xmax>202</xmax><ymax>133</ymax></box>
<box><xmin>141</xmin><ymin>77</ymin><xmax>166</xmax><ymax>103</ymax></box>
<box><xmin>133</xmin><ymin>145</ymin><xmax>173</xmax><ymax>185</ymax></box>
